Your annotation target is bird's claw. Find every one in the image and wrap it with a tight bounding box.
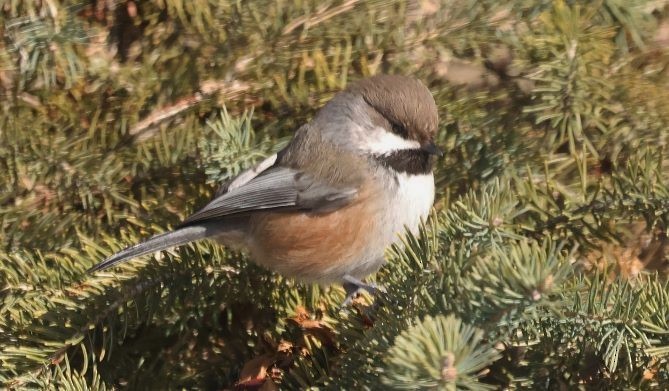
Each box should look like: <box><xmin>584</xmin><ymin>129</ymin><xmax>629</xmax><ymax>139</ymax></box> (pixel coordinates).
<box><xmin>341</xmin><ymin>275</ymin><xmax>381</xmax><ymax>306</ymax></box>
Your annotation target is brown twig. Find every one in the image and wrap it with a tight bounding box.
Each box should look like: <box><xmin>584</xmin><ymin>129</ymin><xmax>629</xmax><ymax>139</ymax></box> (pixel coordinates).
<box><xmin>129</xmin><ymin>80</ymin><xmax>250</xmax><ymax>142</ymax></box>
<box><xmin>282</xmin><ymin>0</ymin><xmax>359</xmax><ymax>35</ymax></box>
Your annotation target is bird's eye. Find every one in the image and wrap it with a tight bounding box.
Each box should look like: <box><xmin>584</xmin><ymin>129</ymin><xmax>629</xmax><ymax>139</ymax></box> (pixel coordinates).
<box><xmin>390</xmin><ymin>121</ymin><xmax>408</xmax><ymax>138</ymax></box>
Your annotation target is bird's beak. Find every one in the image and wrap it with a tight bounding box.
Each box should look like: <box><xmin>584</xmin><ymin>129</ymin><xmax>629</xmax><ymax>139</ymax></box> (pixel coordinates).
<box><xmin>421</xmin><ymin>141</ymin><xmax>443</xmax><ymax>157</ymax></box>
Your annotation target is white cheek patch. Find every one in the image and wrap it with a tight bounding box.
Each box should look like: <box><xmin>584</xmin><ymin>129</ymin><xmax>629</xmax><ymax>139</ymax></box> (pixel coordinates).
<box><xmin>356</xmin><ymin>126</ymin><xmax>420</xmax><ymax>154</ymax></box>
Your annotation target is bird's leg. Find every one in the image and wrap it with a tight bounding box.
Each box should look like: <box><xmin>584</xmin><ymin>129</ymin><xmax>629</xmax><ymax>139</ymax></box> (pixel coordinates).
<box><xmin>342</xmin><ymin>274</ymin><xmax>379</xmax><ymax>306</ymax></box>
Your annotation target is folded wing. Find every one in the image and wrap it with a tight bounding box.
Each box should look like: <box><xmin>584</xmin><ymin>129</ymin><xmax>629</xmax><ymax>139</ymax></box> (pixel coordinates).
<box><xmin>180</xmin><ymin>165</ymin><xmax>358</xmax><ymax>226</ymax></box>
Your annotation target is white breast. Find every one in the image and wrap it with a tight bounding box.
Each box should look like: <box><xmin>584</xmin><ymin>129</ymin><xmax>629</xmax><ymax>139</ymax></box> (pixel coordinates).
<box><xmin>388</xmin><ymin>173</ymin><xmax>435</xmax><ymax>237</ymax></box>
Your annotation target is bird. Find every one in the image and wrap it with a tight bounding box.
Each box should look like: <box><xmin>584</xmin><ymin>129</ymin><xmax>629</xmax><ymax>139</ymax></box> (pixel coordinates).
<box><xmin>89</xmin><ymin>74</ymin><xmax>441</xmax><ymax>303</ymax></box>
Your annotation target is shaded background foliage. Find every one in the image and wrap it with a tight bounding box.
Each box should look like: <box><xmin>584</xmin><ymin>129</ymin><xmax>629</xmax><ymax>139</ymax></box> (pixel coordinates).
<box><xmin>1</xmin><ymin>0</ymin><xmax>669</xmax><ymax>389</ymax></box>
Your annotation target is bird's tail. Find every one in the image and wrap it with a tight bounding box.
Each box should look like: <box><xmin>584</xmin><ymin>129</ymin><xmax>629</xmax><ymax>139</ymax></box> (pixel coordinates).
<box><xmin>88</xmin><ymin>223</ymin><xmax>224</xmax><ymax>273</ymax></box>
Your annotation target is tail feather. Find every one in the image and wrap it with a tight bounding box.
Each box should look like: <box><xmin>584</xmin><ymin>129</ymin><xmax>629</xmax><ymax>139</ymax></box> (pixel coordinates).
<box><xmin>88</xmin><ymin>224</ymin><xmax>215</xmax><ymax>273</ymax></box>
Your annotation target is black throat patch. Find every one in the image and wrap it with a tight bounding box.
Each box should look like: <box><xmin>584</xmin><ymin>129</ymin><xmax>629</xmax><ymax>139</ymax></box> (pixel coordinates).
<box><xmin>373</xmin><ymin>149</ymin><xmax>432</xmax><ymax>175</ymax></box>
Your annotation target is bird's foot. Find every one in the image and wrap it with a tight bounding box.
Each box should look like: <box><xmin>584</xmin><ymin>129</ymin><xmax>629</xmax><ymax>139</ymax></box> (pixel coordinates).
<box><xmin>342</xmin><ymin>275</ymin><xmax>380</xmax><ymax>306</ymax></box>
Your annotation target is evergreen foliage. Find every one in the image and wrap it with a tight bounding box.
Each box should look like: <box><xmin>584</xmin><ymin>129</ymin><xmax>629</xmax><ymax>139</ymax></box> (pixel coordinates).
<box><xmin>1</xmin><ymin>0</ymin><xmax>668</xmax><ymax>389</ymax></box>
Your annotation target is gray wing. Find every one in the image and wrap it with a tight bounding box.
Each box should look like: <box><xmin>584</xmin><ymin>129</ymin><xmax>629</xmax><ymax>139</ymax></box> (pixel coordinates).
<box><xmin>214</xmin><ymin>153</ymin><xmax>278</xmax><ymax>197</ymax></box>
<box><xmin>180</xmin><ymin>164</ymin><xmax>357</xmax><ymax>226</ymax></box>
